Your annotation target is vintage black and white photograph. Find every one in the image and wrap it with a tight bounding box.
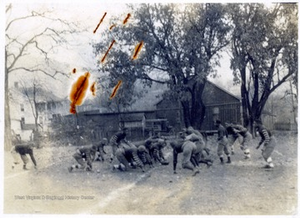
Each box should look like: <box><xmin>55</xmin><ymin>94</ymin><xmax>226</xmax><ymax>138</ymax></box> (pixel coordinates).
<box><xmin>2</xmin><ymin>0</ymin><xmax>298</xmax><ymax>216</ymax></box>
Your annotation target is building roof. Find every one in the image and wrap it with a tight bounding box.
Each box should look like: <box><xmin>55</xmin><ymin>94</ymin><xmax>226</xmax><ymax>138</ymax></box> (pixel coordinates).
<box><xmin>35</xmin><ymin>89</ymin><xmax>63</xmax><ymax>103</ymax></box>
<box><xmin>155</xmin><ymin>80</ymin><xmax>240</xmax><ymax>106</ymax></box>
<box><xmin>16</xmin><ymin>87</ymin><xmax>63</xmax><ymax>103</ymax></box>
<box><xmin>206</xmin><ymin>80</ymin><xmax>240</xmax><ymax>101</ymax></box>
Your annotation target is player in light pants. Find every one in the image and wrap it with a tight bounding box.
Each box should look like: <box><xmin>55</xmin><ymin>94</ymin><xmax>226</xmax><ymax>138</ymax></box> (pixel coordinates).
<box><xmin>226</xmin><ymin>122</ymin><xmax>252</xmax><ymax>159</ymax></box>
<box><xmin>254</xmin><ymin>120</ymin><xmax>276</xmax><ymax>169</ymax></box>
<box><xmin>216</xmin><ymin>120</ymin><xmax>231</xmax><ymax>164</ymax></box>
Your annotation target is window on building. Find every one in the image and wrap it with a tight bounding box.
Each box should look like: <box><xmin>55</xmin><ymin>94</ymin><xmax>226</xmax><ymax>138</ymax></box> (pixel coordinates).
<box><xmin>20</xmin><ymin>104</ymin><xmax>24</xmax><ymax>112</ymax></box>
<box><xmin>213</xmin><ymin>107</ymin><xmax>219</xmax><ymax>115</ymax></box>
<box><xmin>21</xmin><ymin>117</ymin><xmax>25</xmax><ymax>124</ymax></box>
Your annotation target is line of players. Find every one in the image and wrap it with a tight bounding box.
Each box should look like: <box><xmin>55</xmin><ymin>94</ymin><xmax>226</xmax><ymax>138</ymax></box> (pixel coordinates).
<box><xmin>10</xmin><ymin>119</ymin><xmax>276</xmax><ymax>174</ymax></box>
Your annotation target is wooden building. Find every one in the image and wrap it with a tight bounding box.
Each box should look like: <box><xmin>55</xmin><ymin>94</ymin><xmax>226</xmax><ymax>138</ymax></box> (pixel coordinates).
<box><xmin>54</xmin><ymin>81</ymin><xmax>241</xmax><ymax>143</ymax></box>
<box><xmin>156</xmin><ymin>81</ymin><xmax>241</xmax><ymax>133</ymax></box>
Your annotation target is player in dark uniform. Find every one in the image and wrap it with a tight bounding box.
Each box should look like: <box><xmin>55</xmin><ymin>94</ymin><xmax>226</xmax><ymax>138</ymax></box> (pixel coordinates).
<box><xmin>11</xmin><ymin>143</ymin><xmax>37</xmax><ymax>170</ymax></box>
<box><xmin>226</xmin><ymin>123</ymin><xmax>243</xmax><ymax>155</ymax></box>
<box><xmin>144</xmin><ymin>135</ymin><xmax>169</xmax><ymax>165</ymax></box>
<box><xmin>93</xmin><ymin>138</ymin><xmax>108</xmax><ymax>162</ymax></box>
<box><xmin>110</xmin><ymin>128</ymin><xmax>145</xmax><ymax>172</ymax></box>
<box><xmin>136</xmin><ymin>145</ymin><xmax>154</xmax><ymax>168</ymax></box>
<box><xmin>109</xmin><ymin>128</ymin><xmax>128</xmax><ymax>161</ymax></box>
<box><xmin>254</xmin><ymin>119</ymin><xmax>276</xmax><ymax>168</ymax></box>
<box><xmin>226</xmin><ymin>122</ymin><xmax>252</xmax><ymax>159</ymax></box>
<box><xmin>68</xmin><ymin>145</ymin><xmax>97</xmax><ymax>172</ymax></box>
<box><xmin>114</xmin><ymin>141</ymin><xmax>146</xmax><ymax>172</ymax></box>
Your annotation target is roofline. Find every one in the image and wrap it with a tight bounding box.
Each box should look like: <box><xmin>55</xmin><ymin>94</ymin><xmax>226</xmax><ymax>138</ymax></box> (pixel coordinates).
<box><xmin>206</xmin><ymin>80</ymin><xmax>241</xmax><ymax>101</ymax></box>
<box><xmin>155</xmin><ymin>80</ymin><xmax>241</xmax><ymax>106</ymax></box>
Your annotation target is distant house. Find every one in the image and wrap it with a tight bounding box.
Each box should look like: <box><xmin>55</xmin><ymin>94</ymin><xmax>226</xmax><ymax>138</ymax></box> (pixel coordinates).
<box><xmin>10</xmin><ymin>82</ymin><xmax>67</xmax><ymax>141</ymax></box>
<box><xmin>156</xmin><ymin>80</ymin><xmax>241</xmax><ymax>132</ymax></box>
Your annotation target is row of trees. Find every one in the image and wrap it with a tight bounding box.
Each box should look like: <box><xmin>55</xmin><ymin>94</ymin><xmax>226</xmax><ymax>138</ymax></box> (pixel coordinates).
<box><xmin>5</xmin><ymin>3</ymin><xmax>297</xmax><ymax>150</ymax></box>
<box><xmin>93</xmin><ymin>3</ymin><xmax>298</xmax><ymax>131</ymax></box>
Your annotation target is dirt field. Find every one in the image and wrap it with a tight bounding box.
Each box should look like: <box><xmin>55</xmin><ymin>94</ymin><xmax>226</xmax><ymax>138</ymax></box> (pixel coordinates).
<box><xmin>3</xmin><ymin>131</ymin><xmax>298</xmax><ymax>215</ymax></box>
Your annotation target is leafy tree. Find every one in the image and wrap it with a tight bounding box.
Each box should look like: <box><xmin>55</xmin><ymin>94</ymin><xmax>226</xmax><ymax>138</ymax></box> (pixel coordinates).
<box><xmin>228</xmin><ymin>3</ymin><xmax>298</xmax><ymax>130</ymax></box>
<box><xmin>95</xmin><ymin>74</ymin><xmax>145</xmax><ymax>113</ymax></box>
<box><xmin>93</xmin><ymin>3</ymin><xmax>231</xmax><ymax>129</ymax></box>
<box><xmin>5</xmin><ymin>4</ymin><xmax>78</xmax><ymax>150</ymax></box>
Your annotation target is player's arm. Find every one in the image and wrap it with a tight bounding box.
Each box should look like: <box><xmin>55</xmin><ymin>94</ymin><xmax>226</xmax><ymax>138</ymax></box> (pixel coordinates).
<box><xmin>217</xmin><ymin>128</ymin><xmax>224</xmax><ymax>141</ymax></box>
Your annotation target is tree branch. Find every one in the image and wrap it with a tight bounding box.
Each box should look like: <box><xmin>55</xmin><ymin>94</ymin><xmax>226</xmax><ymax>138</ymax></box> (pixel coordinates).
<box><xmin>9</xmin><ymin>67</ymin><xmax>69</xmax><ymax>79</ymax></box>
<box><xmin>138</xmin><ymin>73</ymin><xmax>168</xmax><ymax>84</ymax></box>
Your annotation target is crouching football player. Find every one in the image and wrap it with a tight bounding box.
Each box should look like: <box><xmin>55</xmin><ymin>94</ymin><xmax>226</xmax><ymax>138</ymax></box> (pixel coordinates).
<box><xmin>68</xmin><ymin>145</ymin><xmax>97</xmax><ymax>172</ymax></box>
<box><xmin>11</xmin><ymin>143</ymin><xmax>37</xmax><ymax>170</ymax></box>
<box><xmin>113</xmin><ymin>141</ymin><xmax>146</xmax><ymax>172</ymax></box>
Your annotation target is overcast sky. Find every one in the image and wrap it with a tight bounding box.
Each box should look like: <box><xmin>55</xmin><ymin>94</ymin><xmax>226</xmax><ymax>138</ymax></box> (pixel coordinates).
<box><xmin>2</xmin><ymin>0</ymin><xmax>242</xmax><ymax>99</ymax></box>
<box><xmin>2</xmin><ymin>0</ymin><xmax>295</xmax><ymax>104</ymax></box>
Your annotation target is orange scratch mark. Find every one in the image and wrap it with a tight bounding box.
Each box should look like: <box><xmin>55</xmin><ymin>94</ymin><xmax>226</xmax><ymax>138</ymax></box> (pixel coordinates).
<box><xmin>123</xmin><ymin>13</ymin><xmax>131</xmax><ymax>25</ymax></box>
<box><xmin>110</xmin><ymin>80</ymin><xmax>122</xmax><ymax>99</ymax></box>
<box><xmin>69</xmin><ymin>72</ymin><xmax>91</xmax><ymax>114</ymax></box>
<box><xmin>72</xmin><ymin>68</ymin><xmax>76</xmax><ymax>74</ymax></box>
<box><xmin>109</xmin><ymin>24</ymin><xmax>116</xmax><ymax>30</ymax></box>
<box><xmin>132</xmin><ymin>41</ymin><xmax>144</xmax><ymax>60</ymax></box>
<box><xmin>101</xmin><ymin>39</ymin><xmax>116</xmax><ymax>63</ymax></box>
<box><xmin>90</xmin><ymin>81</ymin><xmax>97</xmax><ymax>96</ymax></box>
<box><xmin>93</xmin><ymin>12</ymin><xmax>107</xmax><ymax>34</ymax></box>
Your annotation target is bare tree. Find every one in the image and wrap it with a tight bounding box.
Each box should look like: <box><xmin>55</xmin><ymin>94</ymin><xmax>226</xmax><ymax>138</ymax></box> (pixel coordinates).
<box><xmin>18</xmin><ymin>78</ymin><xmax>45</xmax><ymax>132</ymax></box>
<box><xmin>5</xmin><ymin>4</ymin><xmax>79</xmax><ymax>150</ymax></box>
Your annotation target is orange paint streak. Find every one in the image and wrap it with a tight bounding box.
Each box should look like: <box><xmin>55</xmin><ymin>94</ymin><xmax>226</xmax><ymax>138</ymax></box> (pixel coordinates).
<box><xmin>132</xmin><ymin>41</ymin><xmax>144</xmax><ymax>60</ymax></box>
<box><xmin>123</xmin><ymin>13</ymin><xmax>131</xmax><ymax>25</ymax></box>
<box><xmin>109</xmin><ymin>24</ymin><xmax>116</xmax><ymax>30</ymax></box>
<box><xmin>72</xmin><ymin>68</ymin><xmax>76</xmax><ymax>74</ymax></box>
<box><xmin>101</xmin><ymin>39</ymin><xmax>116</xmax><ymax>63</ymax></box>
<box><xmin>90</xmin><ymin>82</ymin><xmax>97</xmax><ymax>96</ymax></box>
<box><xmin>93</xmin><ymin>12</ymin><xmax>107</xmax><ymax>34</ymax></box>
<box><xmin>69</xmin><ymin>72</ymin><xmax>91</xmax><ymax>114</ymax></box>
<box><xmin>110</xmin><ymin>80</ymin><xmax>122</xmax><ymax>99</ymax></box>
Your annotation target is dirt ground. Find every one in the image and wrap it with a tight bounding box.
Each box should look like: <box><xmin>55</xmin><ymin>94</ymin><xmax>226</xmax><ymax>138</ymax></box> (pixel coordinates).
<box><xmin>3</xmin><ymin>131</ymin><xmax>298</xmax><ymax>215</ymax></box>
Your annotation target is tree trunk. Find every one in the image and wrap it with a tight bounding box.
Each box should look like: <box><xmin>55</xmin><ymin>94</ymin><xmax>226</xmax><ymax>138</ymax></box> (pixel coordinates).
<box><xmin>190</xmin><ymin>80</ymin><xmax>206</xmax><ymax>130</ymax></box>
<box><xmin>5</xmin><ymin>50</ymin><xmax>12</xmax><ymax>151</ymax></box>
<box><xmin>240</xmin><ymin>67</ymin><xmax>250</xmax><ymax>127</ymax></box>
<box><xmin>181</xmin><ymin>100</ymin><xmax>191</xmax><ymax>128</ymax></box>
